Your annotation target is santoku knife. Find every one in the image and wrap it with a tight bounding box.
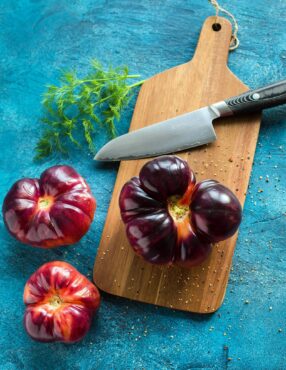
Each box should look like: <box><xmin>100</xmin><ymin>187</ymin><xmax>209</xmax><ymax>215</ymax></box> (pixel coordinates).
<box><xmin>95</xmin><ymin>80</ymin><xmax>286</xmax><ymax>161</ymax></box>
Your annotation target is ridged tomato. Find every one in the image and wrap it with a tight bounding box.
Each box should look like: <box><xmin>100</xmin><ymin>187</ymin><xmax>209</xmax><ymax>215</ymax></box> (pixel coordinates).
<box><xmin>3</xmin><ymin>165</ymin><xmax>96</xmax><ymax>248</ymax></box>
<box><xmin>119</xmin><ymin>155</ymin><xmax>242</xmax><ymax>267</ymax></box>
<box><xmin>23</xmin><ymin>261</ymin><xmax>100</xmax><ymax>343</ymax></box>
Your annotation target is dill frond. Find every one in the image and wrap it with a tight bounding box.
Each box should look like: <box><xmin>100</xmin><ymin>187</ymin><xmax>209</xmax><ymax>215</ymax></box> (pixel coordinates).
<box><xmin>35</xmin><ymin>59</ymin><xmax>144</xmax><ymax>159</ymax></box>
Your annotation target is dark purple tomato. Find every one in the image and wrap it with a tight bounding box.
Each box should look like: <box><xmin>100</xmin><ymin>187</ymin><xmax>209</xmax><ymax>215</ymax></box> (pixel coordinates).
<box><xmin>119</xmin><ymin>155</ymin><xmax>242</xmax><ymax>267</ymax></box>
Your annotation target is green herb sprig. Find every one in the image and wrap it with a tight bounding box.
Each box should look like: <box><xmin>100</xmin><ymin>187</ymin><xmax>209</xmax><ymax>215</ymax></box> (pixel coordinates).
<box><xmin>35</xmin><ymin>60</ymin><xmax>144</xmax><ymax>159</ymax></box>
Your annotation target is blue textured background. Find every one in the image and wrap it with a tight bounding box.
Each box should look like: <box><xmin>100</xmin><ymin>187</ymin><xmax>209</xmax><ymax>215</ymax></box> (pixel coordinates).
<box><xmin>0</xmin><ymin>1</ymin><xmax>285</xmax><ymax>369</ymax></box>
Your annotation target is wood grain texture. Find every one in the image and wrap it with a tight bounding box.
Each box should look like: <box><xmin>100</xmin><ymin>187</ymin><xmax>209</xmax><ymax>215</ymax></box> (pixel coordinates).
<box><xmin>93</xmin><ymin>16</ymin><xmax>261</xmax><ymax>313</ymax></box>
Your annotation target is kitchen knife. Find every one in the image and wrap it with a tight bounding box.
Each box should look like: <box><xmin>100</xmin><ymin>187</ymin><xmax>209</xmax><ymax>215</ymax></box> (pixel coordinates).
<box><xmin>95</xmin><ymin>80</ymin><xmax>286</xmax><ymax>161</ymax></box>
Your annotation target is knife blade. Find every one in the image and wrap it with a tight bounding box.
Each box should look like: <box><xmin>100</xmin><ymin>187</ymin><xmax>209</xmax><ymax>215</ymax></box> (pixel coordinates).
<box><xmin>95</xmin><ymin>80</ymin><xmax>286</xmax><ymax>161</ymax></box>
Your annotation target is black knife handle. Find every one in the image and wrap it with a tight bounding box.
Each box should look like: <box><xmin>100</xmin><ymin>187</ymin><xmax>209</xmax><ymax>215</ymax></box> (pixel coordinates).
<box><xmin>224</xmin><ymin>80</ymin><xmax>286</xmax><ymax>115</ymax></box>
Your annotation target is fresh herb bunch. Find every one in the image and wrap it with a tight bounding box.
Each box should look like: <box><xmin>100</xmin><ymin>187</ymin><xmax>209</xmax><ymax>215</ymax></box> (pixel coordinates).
<box><xmin>35</xmin><ymin>60</ymin><xmax>144</xmax><ymax>159</ymax></box>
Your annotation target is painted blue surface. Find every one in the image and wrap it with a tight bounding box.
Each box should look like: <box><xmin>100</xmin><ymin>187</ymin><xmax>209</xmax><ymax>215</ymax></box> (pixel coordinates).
<box><xmin>0</xmin><ymin>1</ymin><xmax>285</xmax><ymax>369</ymax></box>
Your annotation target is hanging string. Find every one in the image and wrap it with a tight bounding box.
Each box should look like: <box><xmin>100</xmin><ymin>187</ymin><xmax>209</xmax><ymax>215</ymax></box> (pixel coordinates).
<box><xmin>209</xmin><ymin>0</ymin><xmax>240</xmax><ymax>51</ymax></box>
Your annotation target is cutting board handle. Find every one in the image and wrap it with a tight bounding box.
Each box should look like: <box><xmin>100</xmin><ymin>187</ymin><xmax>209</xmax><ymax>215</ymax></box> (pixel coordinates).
<box><xmin>192</xmin><ymin>16</ymin><xmax>233</xmax><ymax>67</ymax></box>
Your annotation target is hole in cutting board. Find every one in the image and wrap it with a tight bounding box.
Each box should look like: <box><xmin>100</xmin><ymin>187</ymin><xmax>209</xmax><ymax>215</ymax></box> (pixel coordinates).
<box><xmin>212</xmin><ymin>23</ymin><xmax>222</xmax><ymax>31</ymax></box>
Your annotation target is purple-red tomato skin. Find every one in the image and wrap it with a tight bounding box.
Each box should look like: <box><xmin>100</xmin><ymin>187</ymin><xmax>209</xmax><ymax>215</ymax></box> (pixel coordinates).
<box><xmin>126</xmin><ymin>210</ymin><xmax>177</xmax><ymax>264</ymax></box>
<box><xmin>120</xmin><ymin>177</ymin><xmax>176</xmax><ymax>264</ymax></box>
<box><xmin>191</xmin><ymin>180</ymin><xmax>242</xmax><ymax>242</ymax></box>
<box><xmin>119</xmin><ymin>155</ymin><xmax>242</xmax><ymax>267</ymax></box>
<box><xmin>175</xmin><ymin>232</ymin><xmax>211</xmax><ymax>268</ymax></box>
<box><xmin>139</xmin><ymin>155</ymin><xmax>195</xmax><ymax>201</ymax></box>
<box><xmin>2</xmin><ymin>165</ymin><xmax>96</xmax><ymax>248</ymax></box>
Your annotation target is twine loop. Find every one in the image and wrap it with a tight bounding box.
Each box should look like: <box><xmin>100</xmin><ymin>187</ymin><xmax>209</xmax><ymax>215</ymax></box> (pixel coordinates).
<box><xmin>209</xmin><ymin>0</ymin><xmax>240</xmax><ymax>51</ymax></box>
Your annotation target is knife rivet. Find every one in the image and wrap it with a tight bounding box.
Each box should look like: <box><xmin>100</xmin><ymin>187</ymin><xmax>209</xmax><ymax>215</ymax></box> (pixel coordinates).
<box><xmin>252</xmin><ymin>93</ymin><xmax>260</xmax><ymax>100</ymax></box>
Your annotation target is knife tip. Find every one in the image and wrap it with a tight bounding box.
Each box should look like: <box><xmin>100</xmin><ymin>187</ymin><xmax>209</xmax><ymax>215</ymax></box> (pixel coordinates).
<box><xmin>94</xmin><ymin>147</ymin><xmax>107</xmax><ymax>161</ymax></box>
<box><xmin>94</xmin><ymin>151</ymin><xmax>116</xmax><ymax>162</ymax></box>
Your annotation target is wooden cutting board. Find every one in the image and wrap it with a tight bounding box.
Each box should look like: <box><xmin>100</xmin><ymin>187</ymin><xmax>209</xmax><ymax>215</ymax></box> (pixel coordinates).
<box><xmin>93</xmin><ymin>16</ymin><xmax>261</xmax><ymax>313</ymax></box>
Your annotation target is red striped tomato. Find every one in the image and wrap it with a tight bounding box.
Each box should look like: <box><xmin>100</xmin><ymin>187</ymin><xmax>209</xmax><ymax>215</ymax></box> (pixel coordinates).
<box><xmin>23</xmin><ymin>261</ymin><xmax>100</xmax><ymax>343</ymax></box>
